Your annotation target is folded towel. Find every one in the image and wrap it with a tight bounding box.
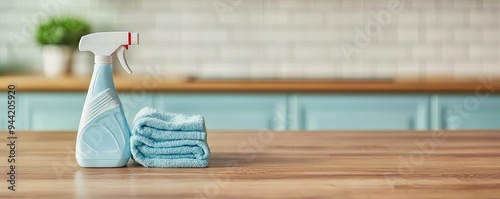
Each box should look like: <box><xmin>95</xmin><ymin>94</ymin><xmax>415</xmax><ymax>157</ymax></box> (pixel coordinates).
<box><xmin>131</xmin><ymin>107</ymin><xmax>210</xmax><ymax>168</ymax></box>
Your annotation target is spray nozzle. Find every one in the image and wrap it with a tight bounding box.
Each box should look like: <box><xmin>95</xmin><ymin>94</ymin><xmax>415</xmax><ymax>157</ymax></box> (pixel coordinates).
<box><xmin>79</xmin><ymin>32</ymin><xmax>139</xmax><ymax>74</ymax></box>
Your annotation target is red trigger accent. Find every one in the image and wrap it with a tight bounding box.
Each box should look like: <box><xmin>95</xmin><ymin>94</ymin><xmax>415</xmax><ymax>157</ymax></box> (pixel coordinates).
<box><xmin>128</xmin><ymin>32</ymin><xmax>131</xmax><ymax>45</ymax></box>
<box><xmin>124</xmin><ymin>45</ymin><xmax>128</xmax><ymax>50</ymax></box>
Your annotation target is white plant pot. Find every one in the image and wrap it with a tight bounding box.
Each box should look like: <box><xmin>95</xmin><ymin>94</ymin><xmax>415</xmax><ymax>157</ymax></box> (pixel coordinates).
<box><xmin>73</xmin><ymin>51</ymin><xmax>93</xmax><ymax>77</ymax></box>
<box><xmin>42</xmin><ymin>45</ymin><xmax>74</xmax><ymax>77</ymax></box>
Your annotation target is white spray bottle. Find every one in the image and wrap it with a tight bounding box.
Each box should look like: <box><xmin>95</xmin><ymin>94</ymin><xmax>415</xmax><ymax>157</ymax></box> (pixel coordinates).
<box><xmin>76</xmin><ymin>32</ymin><xmax>139</xmax><ymax>167</ymax></box>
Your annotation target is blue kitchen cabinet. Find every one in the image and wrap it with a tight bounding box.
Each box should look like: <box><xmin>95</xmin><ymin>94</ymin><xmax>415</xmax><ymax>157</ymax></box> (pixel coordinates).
<box><xmin>10</xmin><ymin>92</ymin><xmax>500</xmax><ymax>131</ymax></box>
<box><xmin>119</xmin><ymin>93</ymin><xmax>154</xmax><ymax>126</ymax></box>
<box><xmin>291</xmin><ymin>95</ymin><xmax>430</xmax><ymax>130</ymax></box>
<box><xmin>436</xmin><ymin>95</ymin><xmax>500</xmax><ymax>130</ymax></box>
<box><xmin>0</xmin><ymin>94</ymin><xmax>6</xmax><ymax>129</ymax></box>
<box><xmin>14</xmin><ymin>92</ymin><xmax>153</xmax><ymax>131</ymax></box>
<box><xmin>155</xmin><ymin>94</ymin><xmax>288</xmax><ymax>130</ymax></box>
<box><xmin>20</xmin><ymin>93</ymin><xmax>85</xmax><ymax>130</ymax></box>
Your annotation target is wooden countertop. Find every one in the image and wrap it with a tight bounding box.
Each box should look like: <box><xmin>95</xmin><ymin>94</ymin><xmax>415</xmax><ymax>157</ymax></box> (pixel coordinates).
<box><xmin>1</xmin><ymin>76</ymin><xmax>500</xmax><ymax>93</ymax></box>
<box><xmin>1</xmin><ymin>130</ymin><xmax>499</xmax><ymax>198</ymax></box>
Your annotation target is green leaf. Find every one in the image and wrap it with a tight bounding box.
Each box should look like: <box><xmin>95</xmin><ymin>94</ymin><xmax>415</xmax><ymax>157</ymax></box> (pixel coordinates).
<box><xmin>35</xmin><ymin>16</ymin><xmax>91</xmax><ymax>47</ymax></box>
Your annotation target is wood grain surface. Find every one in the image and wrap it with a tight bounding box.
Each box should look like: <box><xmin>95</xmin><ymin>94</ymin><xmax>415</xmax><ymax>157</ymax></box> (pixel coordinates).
<box><xmin>0</xmin><ymin>130</ymin><xmax>499</xmax><ymax>199</ymax></box>
<box><xmin>1</xmin><ymin>75</ymin><xmax>500</xmax><ymax>93</ymax></box>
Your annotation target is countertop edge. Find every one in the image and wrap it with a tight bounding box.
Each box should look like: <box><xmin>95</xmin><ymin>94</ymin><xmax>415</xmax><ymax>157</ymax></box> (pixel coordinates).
<box><xmin>1</xmin><ymin>76</ymin><xmax>500</xmax><ymax>93</ymax></box>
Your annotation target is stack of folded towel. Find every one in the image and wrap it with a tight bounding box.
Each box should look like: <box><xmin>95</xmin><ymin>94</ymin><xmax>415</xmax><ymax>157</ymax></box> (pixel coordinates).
<box><xmin>130</xmin><ymin>107</ymin><xmax>210</xmax><ymax>168</ymax></box>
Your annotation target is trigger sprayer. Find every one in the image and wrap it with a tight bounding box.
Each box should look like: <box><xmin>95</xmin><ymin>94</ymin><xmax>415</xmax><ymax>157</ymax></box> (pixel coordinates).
<box><xmin>75</xmin><ymin>32</ymin><xmax>139</xmax><ymax>167</ymax></box>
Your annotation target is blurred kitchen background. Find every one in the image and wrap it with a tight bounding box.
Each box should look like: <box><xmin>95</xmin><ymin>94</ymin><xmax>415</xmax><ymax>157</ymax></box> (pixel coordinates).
<box><xmin>1</xmin><ymin>0</ymin><xmax>500</xmax><ymax>131</ymax></box>
<box><xmin>2</xmin><ymin>0</ymin><xmax>500</xmax><ymax>79</ymax></box>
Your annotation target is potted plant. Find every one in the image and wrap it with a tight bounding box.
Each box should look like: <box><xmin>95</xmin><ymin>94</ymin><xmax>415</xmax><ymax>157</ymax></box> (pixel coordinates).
<box><xmin>35</xmin><ymin>16</ymin><xmax>91</xmax><ymax>77</ymax></box>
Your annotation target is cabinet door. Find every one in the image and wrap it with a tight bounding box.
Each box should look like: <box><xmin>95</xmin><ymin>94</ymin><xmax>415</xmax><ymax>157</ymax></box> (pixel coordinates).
<box><xmin>0</xmin><ymin>93</ymin><xmax>6</xmax><ymax>129</ymax></box>
<box><xmin>292</xmin><ymin>95</ymin><xmax>430</xmax><ymax>130</ymax></box>
<box><xmin>438</xmin><ymin>95</ymin><xmax>500</xmax><ymax>130</ymax></box>
<box><xmin>119</xmin><ymin>93</ymin><xmax>154</xmax><ymax>126</ymax></box>
<box><xmin>21</xmin><ymin>93</ymin><xmax>85</xmax><ymax>130</ymax></box>
<box><xmin>155</xmin><ymin>94</ymin><xmax>287</xmax><ymax>130</ymax></box>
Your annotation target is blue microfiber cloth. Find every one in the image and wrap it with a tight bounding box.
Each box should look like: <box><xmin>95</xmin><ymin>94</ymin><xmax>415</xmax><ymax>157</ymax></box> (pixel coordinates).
<box><xmin>131</xmin><ymin>107</ymin><xmax>210</xmax><ymax>168</ymax></box>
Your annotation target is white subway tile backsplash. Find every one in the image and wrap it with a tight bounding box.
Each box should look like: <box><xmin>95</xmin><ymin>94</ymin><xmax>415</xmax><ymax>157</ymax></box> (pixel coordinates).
<box><xmin>411</xmin><ymin>0</ymin><xmax>437</xmax><ymax>8</ymax></box>
<box><xmin>397</xmin><ymin>65</ymin><xmax>421</xmax><ymax>78</ymax></box>
<box><xmin>161</xmin><ymin>61</ymin><xmax>198</xmax><ymax>75</ymax></box>
<box><xmin>454</xmin><ymin>0</ymin><xmax>480</xmax><ymax>8</ymax></box>
<box><xmin>292</xmin><ymin>12</ymin><xmax>324</xmax><ymax>25</ymax></box>
<box><xmin>377</xmin><ymin>27</ymin><xmax>399</xmax><ymax>42</ymax></box>
<box><xmin>219</xmin><ymin>11</ymin><xmax>252</xmax><ymax>24</ymax></box>
<box><xmin>180</xmin><ymin>29</ymin><xmax>228</xmax><ymax>42</ymax></box>
<box><xmin>201</xmin><ymin>60</ymin><xmax>251</xmax><ymax>74</ymax></box>
<box><xmin>0</xmin><ymin>11</ymin><xmax>35</xmax><ymax>25</ymax></box>
<box><xmin>305</xmin><ymin>29</ymin><xmax>343</xmax><ymax>42</ymax></box>
<box><xmin>426</xmin><ymin>27</ymin><xmax>453</xmax><ymax>42</ymax></box>
<box><xmin>453</xmin><ymin>63</ymin><xmax>482</xmax><ymax>78</ymax></box>
<box><xmin>438</xmin><ymin>0</ymin><xmax>455</xmax><ymax>8</ymax></box>
<box><xmin>134</xmin><ymin>46</ymin><xmax>179</xmax><ymax>59</ymax></box>
<box><xmin>250</xmin><ymin>65</ymin><xmax>277</xmax><ymax>79</ymax></box>
<box><xmin>376</xmin><ymin>66</ymin><xmax>398</xmax><ymax>79</ymax></box>
<box><xmin>482</xmin><ymin>28</ymin><xmax>500</xmax><ymax>42</ymax></box>
<box><xmin>1</xmin><ymin>0</ymin><xmax>500</xmax><ymax>79</ymax></box>
<box><xmin>342</xmin><ymin>63</ymin><xmax>373</xmax><ymax>79</ymax></box>
<box><xmin>306</xmin><ymin>60</ymin><xmax>342</xmax><ymax>70</ymax></box>
<box><xmin>84</xmin><ymin>12</ymin><xmax>119</xmax><ymax>27</ymax></box>
<box><xmin>413</xmin><ymin>44</ymin><xmax>440</xmax><ymax>59</ymax></box>
<box><xmin>276</xmin><ymin>0</ymin><xmax>310</xmax><ymax>8</ymax></box>
<box><xmin>395</xmin><ymin>11</ymin><xmax>420</xmax><ymax>25</ymax></box>
<box><xmin>294</xmin><ymin>47</ymin><xmax>327</xmax><ymax>59</ymax></box>
<box><xmin>305</xmin><ymin>65</ymin><xmax>339</xmax><ymax>78</ymax></box>
<box><xmin>258</xmin><ymin>29</ymin><xmax>311</xmax><ymax>42</ymax></box>
<box><xmin>310</xmin><ymin>0</ymin><xmax>343</xmax><ymax>9</ymax></box>
<box><xmin>251</xmin><ymin>11</ymin><xmax>289</xmax><ymax>25</ymax></box>
<box><xmin>470</xmin><ymin>9</ymin><xmax>498</xmax><ymax>25</ymax></box>
<box><xmin>154</xmin><ymin>29</ymin><xmax>181</xmax><ymax>42</ymax></box>
<box><xmin>398</xmin><ymin>28</ymin><xmax>419</xmax><ymax>42</ymax></box>
<box><xmin>363</xmin><ymin>44</ymin><xmax>405</xmax><ymax>59</ymax></box>
<box><xmin>330</xmin><ymin>46</ymin><xmax>347</xmax><ymax>59</ymax></box>
<box><xmin>180</xmin><ymin>47</ymin><xmax>217</xmax><ymax>59</ymax></box>
<box><xmin>169</xmin><ymin>0</ymin><xmax>211</xmax><ymax>8</ymax></box>
<box><xmin>454</xmin><ymin>28</ymin><xmax>482</xmax><ymax>42</ymax></box>
<box><xmin>200</xmin><ymin>65</ymin><xmax>251</xmax><ymax>79</ymax></box>
<box><xmin>278</xmin><ymin>62</ymin><xmax>305</xmax><ymax>78</ymax></box>
<box><xmin>424</xmin><ymin>60</ymin><xmax>455</xmax><ymax>75</ymax></box>
<box><xmin>229</xmin><ymin>29</ymin><xmax>255</xmax><ymax>42</ymax></box>
<box><xmin>220</xmin><ymin>46</ymin><xmax>260</xmax><ymax>59</ymax></box>
<box><xmin>482</xmin><ymin>60</ymin><xmax>498</xmax><ymax>67</ymax></box>
<box><xmin>118</xmin><ymin>15</ymin><xmax>156</xmax><ymax>26</ymax></box>
<box><xmin>342</xmin><ymin>0</ymin><xmax>363</xmax><ymax>8</ymax></box>
<box><xmin>469</xmin><ymin>44</ymin><xmax>498</xmax><ymax>59</ymax></box>
<box><xmin>482</xmin><ymin>61</ymin><xmax>500</xmax><ymax>76</ymax></box>
<box><xmin>422</xmin><ymin>9</ymin><xmax>440</xmax><ymax>25</ymax></box>
<box><xmin>441</xmin><ymin>10</ymin><xmax>466</xmax><ymax>25</ymax></box>
<box><xmin>442</xmin><ymin>44</ymin><xmax>469</xmax><ymax>59</ymax></box>
<box><xmin>156</xmin><ymin>13</ymin><xmax>182</xmax><ymax>25</ymax></box>
<box><xmin>181</xmin><ymin>11</ymin><xmax>219</xmax><ymax>25</ymax></box>
<box><xmin>139</xmin><ymin>0</ymin><xmax>170</xmax><ymax>8</ymax></box>
<box><xmin>484</xmin><ymin>0</ymin><xmax>500</xmax><ymax>8</ymax></box>
<box><xmin>362</xmin><ymin>0</ymin><xmax>394</xmax><ymax>8</ymax></box>
<box><xmin>264</xmin><ymin>46</ymin><xmax>290</xmax><ymax>59</ymax></box>
<box><xmin>325</xmin><ymin>11</ymin><xmax>364</xmax><ymax>26</ymax></box>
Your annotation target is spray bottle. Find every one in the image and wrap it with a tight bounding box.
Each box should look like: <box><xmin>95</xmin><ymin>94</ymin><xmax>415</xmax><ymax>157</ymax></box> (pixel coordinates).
<box><xmin>76</xmin><ymin>32</ymin><xmax>139</xmax><ymax>167</ymax></box>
